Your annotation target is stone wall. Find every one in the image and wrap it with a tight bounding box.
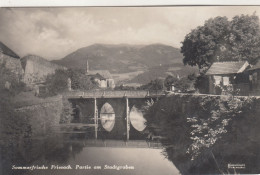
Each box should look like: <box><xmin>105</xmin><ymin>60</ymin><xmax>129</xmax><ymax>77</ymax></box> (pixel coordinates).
<box><xmin>1</xmin><ymin>93</ymin><xmax>64</xmax><ymax>175</ymax></box>
<box><xmin>21</xmin><ymin>55</ymin><xmax>66</xmax><ymax>84</ymax></box>
<box><xmin>15</xmin><ymin>96</ymin><xmax>63</xmax><ymax>137</ymax></box>
<box><xmin>0</xmin><ymin>52</ymin><xmax>24</xmax><ymax>81</ymax></box>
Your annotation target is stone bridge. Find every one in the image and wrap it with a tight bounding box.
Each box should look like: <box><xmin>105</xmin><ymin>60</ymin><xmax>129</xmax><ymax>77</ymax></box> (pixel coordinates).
<box><xmin>63</xmin><ymin>90</ymin><xmax>166</xmax><ymax>140</ymax></box>
<box><xmin>63</xmin><ymin>90</ymin><xmax>165</xmax><ymax>98</ymax></box>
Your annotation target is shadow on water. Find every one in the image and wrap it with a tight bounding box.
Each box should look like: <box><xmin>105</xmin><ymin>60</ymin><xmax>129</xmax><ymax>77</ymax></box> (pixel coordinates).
<box><xmin>6</xmin><ymin>133</ymin><xmax>179</xmax><ymax>175</ymax></box>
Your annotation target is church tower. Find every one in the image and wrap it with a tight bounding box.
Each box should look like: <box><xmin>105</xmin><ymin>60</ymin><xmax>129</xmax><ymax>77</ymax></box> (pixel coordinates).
<box><xmin>86</xmin><ymin>59</ymin><xmax>89</xmax><ymax>74</ymax></box>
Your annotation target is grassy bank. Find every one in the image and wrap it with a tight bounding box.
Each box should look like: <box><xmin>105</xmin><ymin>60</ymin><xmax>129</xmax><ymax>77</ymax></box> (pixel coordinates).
<box><xmin>145</xmin><ymin>94</ymin><xmax>260</xmax><ymax>174</ymax></box>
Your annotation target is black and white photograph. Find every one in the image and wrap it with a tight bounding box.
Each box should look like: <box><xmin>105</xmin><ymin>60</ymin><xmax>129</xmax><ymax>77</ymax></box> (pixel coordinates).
<box><xmin>0</xmin><ymin>4</ymin><xmax>260</xmax><ymax>175</ymax></box>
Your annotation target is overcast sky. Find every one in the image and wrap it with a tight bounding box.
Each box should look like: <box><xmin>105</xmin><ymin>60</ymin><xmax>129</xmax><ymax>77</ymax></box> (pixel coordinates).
<box><xmin>0</xmin><ymin>6</ymin><xmax>259</xmax><ymax>60</ymax></box>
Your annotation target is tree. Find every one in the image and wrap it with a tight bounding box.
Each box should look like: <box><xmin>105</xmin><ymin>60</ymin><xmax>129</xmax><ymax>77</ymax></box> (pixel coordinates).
<box><xmin>181</xmin><ymin>14</ymin><xmax>260</xmax><ymax>71</ymax></box>
<box><xmin>44</xmin><ymin>68</ymin><xmax>98</xmax><ymax>97</ymax></box>
<box><xmin>67</xmin><ymin>68</ymin><xmax>98</xmax><ymax>90</ymax></box>
<box><xmin>45</xmin><ymin>69</ymin><xmax>69</xmax><ymax>96</ymax></box>
<box><xmin>175</xmin><ymin>77</ymin><xmax>193</xmax><ymax>92</ymax></box>
<box><xmin>164</xmin><ymin>75</ymin><xmax>179</xmax><ymax>90</ymax></box>
<box><xmin>114</xmin><ymin>85</ymin><xmax>136</xmax><ymax>90</ymax></box>
<box><xmin>164</xmin><ymin>74</ymin><xmax>196</xmax><ymax>92</ymax></box>
<box><xmin>194</xmin><ymin>73</ymin><xmax>209</xmax><ymax>94</ymax></box>
<box><xmin>139</xmin><ymin>78</ymin><xmax>164</xmax><ymax>91</ymax></box>
<box><xmin>229</xmin><ymin>14</ymin><xmax>260</xmax><ymax>64</ymax></box>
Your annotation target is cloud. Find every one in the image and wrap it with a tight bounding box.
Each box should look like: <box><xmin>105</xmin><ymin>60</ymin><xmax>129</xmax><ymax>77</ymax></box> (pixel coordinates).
<box><xmin>0</xmin><ymin>7</ymin><xmax>259</xmax><ymax>60</ymax></box>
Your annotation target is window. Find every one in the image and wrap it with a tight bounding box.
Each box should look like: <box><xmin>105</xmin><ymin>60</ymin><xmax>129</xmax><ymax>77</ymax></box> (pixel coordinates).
<box><xmin>213</xmin><ymin>76</ymin><xmax>222</xmax><ymax>85</ymax></box>
<box><xmin>223</xmin><ymin>77</ymin><xmax>230</xmax><ymax>85</ymax></box>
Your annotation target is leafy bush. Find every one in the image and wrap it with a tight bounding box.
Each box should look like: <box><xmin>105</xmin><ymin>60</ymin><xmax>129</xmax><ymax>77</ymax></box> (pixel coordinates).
<box><xmin>145</xmin><ymin>94</ymin><xmax>260</xmax><ymax>174</ymax></box>
<box><xmin>164</xmin><ymin>75</ymin><xmax>179</xmax><ymax>90</ymax></box>
<box><xmin>114</xmin><ymin>85</ymin><xmax>136</xmax><ymax>90</ymax></box>
<box><xmin>164</xmin><ymin>74</ymin><xmax>196</xmax><ymax>92</ymax></box>
<box><xmin>68</xmin><ymin>68</ymin><xmax>98</xmax><ymax>90</ymax></box>
<box><xmin>138</xmin><ymin>78</ymin><xmax>164</xmax><ymax>90</ymax></box>
<box><xmin>194</xmin><ymin>74</ymin><xmax>209</xmax><ymax>94</ymax></box>
<box><xmin>45</xmin><ymin>69</ymin><xmax>69</xmax><ymax>96</ymax></box>
<box><xmin>44</xmin><ymin>68</ymin><xmax>98</xmax><ymax>97</ymax></box>
<box><xmin>60</xmin><ymin>98</ymin><xmax>74</xmax><ymax>124</ymax></box>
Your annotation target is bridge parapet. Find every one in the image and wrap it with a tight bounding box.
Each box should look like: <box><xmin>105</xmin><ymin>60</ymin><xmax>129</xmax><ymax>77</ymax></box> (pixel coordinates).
<box><xmin>63</xmin><ymin>90</ymin><xmax>165</xmax><ymax>99</ymax></box>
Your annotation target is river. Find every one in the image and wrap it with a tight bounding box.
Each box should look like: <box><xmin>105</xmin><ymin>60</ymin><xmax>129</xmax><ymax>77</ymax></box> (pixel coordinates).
<box><xmin>3</xmin><ymin>94</ymin><xmax>260</xmax><ymax>175</ymax></box>
<box><xmin>8</xmin><ymin>134</ymin><xmax>179</xmax><ymax>175</ymax></box>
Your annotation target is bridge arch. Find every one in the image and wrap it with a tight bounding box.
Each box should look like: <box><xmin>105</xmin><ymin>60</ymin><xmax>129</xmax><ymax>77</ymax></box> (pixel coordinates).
<box><xmin>129</xmin><ymin>105</ymin><xmax>147</xmax><ymax>132</ymax></box>
<box><xmin>100</xmin><ymin>102</ymin><xmax>116</xmax><ymax>132</ymax></box>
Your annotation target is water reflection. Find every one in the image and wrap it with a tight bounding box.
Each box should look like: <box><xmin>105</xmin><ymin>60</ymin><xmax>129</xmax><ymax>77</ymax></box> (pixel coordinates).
<box><xmin>26</xmin><ymin>141</ymin><xmax>179</xmax><ymax>175</ymax></box>
<box><xmin>129</xmin><ymin>105</ymin><xmax>147</xmax><ymax>132</ymax></box>
<box><xmin>9</xmin><ymin>136</ymin><xmax>179</xmax><ymax>175</ymax></box>
<box><xmin>100</xmin><ymin>103</ymin><xmax>116</xmax><ymax>132</ymax></box>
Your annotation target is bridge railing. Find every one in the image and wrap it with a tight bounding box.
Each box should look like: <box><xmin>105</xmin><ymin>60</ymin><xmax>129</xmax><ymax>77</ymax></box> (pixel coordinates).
<box><xmin>63</xmin><ymin>90</ymin><xmax>166</xmax><ymax>98</ymax></box>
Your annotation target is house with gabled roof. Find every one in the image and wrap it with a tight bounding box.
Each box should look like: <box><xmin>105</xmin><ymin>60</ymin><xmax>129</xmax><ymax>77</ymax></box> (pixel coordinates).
<box><xmin>206</xmin><ymin>61</ymin><xmax>250</xmax><ymax>95</ymax></box>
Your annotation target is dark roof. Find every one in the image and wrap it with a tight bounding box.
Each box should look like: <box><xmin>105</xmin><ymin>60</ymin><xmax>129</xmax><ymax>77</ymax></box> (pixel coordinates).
<box><xmin>87</xmin><ymin>70</ymin><xmax>112</xmax><ymax>79</ymax></box>
<box><xmin>90</xmin><ymin>73</ymin><xmax>106</xmax><ymax>80</ymax></box>
<box><xmin>248</xmin><ymin>61</ymin><xmax>260</xmax><ymax>71</ymax></box>
<box><xmin>0</xmin><ymin>42</ymin><xmax>20</xmax><ymax>58</ymax></box>
<box><xmin>206</xmin><ymin>61</ymin><xmax>249</xmax><ymax>75</ymax></box>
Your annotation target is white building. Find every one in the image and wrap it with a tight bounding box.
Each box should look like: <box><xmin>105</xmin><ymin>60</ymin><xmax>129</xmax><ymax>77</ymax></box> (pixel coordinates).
<box><xmin>85</xmin><ymin>60</ymin><xmax>115</xmax><ymax>89</ymax></box>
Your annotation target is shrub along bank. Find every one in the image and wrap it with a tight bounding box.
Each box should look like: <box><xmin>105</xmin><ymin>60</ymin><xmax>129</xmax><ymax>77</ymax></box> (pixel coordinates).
<box><xmin>145</xmin><ymin>94</ymin><xmax>260</xmax><ymax>174</ymax></box>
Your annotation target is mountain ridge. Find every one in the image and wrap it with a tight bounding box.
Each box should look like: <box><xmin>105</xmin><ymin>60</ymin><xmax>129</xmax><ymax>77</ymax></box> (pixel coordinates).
<box><xmin>52</xmin><ymin>43</ymin><xmax>199</xmax><ymax>85</ymax></box>
<box><xmin>52</xmin><ymin>43</ymin><xmax>183</xmax><ymax>74</ymax></box>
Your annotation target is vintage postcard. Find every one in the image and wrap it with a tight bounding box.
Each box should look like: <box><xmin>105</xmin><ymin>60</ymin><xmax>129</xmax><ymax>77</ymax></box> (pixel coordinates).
<box><xmin>0</xmin><ymin>4</ymin><xmax>260</xmax><ymax>175</ymax></box>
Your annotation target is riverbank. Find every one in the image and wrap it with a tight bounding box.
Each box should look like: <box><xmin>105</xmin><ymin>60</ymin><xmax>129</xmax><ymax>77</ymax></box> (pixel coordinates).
<box><xmin>0</xmin><ymin>90</ymin><xmax>64</xmax><ymax>175</ymax></box>
<box><xmin>145</xmin><ymin>93</ymin><xmax>260</xmax><ymax>174</ymax></box>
